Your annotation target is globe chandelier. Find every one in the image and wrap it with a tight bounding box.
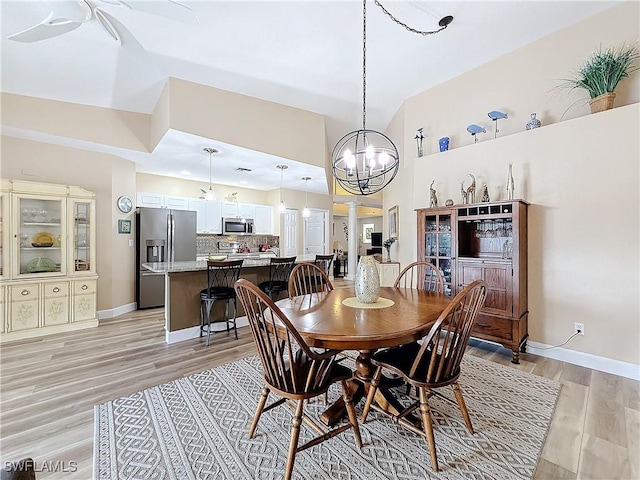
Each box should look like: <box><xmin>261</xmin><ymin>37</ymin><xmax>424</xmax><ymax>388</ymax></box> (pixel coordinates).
<box><xmin>331</xmin><ymin>0</ymin><xmax>453</xmax><ymax>196</ymax></box>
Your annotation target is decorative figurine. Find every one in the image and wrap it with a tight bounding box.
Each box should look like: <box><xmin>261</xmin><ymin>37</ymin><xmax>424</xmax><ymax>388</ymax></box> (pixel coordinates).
<box><xmin>460</xmin><ymin>182</ymin><xmax>468</xmax><ymax>204</ymax></box>
<box><xmin>506</xmin><ymin>163</ymin><xmax>515</xmax><ymax>200</ymax></box>
<box><xmin>445</xmin><ymin>198</ymin><xmax>454</xmax><ymax>207</ymax></box>
<box><xmin>429</xmin><ymin>181</ymin><xmax>438</xmax><ymax>208</ymax></box>
<box><xmin>438</xmin><ymin>137</ymin><xmax>450</xmax><ymax>152</ymax></box>
<box><xmin>463</xmin><ymin>174</ymin><xmax>476</xmax><ymax>203</ymax></box>
<box><xmin>526</xmin><ymin>113</ymin><xmax>541</xmax><ymax>130</ymax></box>
<box><xmin>487</xmin><ymin>110</ymin><xmax>508</xmax><ymax>138</ymax></box>
<box><xmin>466</xmin><ymin>124</ymin><xmax>486</xmax><ymax>143</ymax></box>
<box><xmin>415</xmin><ymin>128</ymin><xmax>425</xmax><ymax>157</ymax></box>
<box><xmin>481</xmin><ymin>184</ymin><xmax>490</xmax><ymax>202</ymax></box>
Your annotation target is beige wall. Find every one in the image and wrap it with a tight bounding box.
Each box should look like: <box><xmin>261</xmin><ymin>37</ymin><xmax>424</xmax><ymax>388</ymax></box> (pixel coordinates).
<box><xmin>1</xmin><ymin>136</ymin><xmax>137</xmax><ymax>313</ymax></box>
<box><xmin>165</xmin><ymin>78</ymin><xmax>328</xmax><ymax>168</ymax></box>
<box><xmin>383</xmin><ymin>2</ymin><xmax>640</xmax><ymax>365</ymax></box>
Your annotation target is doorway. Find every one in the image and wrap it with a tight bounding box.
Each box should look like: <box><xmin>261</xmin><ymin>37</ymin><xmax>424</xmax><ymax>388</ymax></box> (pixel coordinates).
<box><xmin>282</xmin><ymin>209</ymin><xmax>297</xmax><ymax>257</ymax></box>
<box><xmin>303</xmin><ymin>209</ymin><xmax>329</xmax><ymax>256</ymax></box>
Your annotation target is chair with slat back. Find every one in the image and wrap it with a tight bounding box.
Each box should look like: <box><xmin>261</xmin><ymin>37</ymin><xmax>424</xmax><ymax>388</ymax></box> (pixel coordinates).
<box><xmin>234</xmin><ymin>279</ymin><xmax>362</xmax><ymax>480</ymax></box>
<box><xmin>313</xmin><ymin>254</ymin><xmax>334</xmax><ymax>277</ymax></box>
<box><xmin>361</xmin><ymin>280</ymin><xmax>487</xmax><ymax>472</ymax></box>
<box><xmin>394</xmin><ymin>261</ymin><xmax>445</xmax><ymax>293</ymax></box>
<box><xmin>258</xmin><ymin>256</ymin><xmax>297</xmax><ymax>301</ymax></box>
<box><xmin>200</xmin><ymin>260</ymin><xmax>244</xmax><ymax>346</ymax></box>
<box><xmin>288</xmin><ymin>262</ymin><xmax>333</xmax><ymax>297</ymax></box>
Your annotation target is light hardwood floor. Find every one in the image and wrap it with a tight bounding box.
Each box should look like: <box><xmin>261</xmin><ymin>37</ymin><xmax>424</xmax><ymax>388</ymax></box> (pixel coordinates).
<box><xmin>1</xmin><ymin>279</ymin><xmax>638</xmax><ymax>479</ymax></box>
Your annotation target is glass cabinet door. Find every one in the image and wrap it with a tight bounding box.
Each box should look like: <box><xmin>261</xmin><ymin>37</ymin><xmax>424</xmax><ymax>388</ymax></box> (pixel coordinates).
<box><xmin>15</xmin><ymin>195</ymin><xmax>66</xmax><ymax>277</ymax></box>
<box><xmin>0</xmin><ymin>191</ymin><xmax>8</xmax><ymax>279</ymax></box>
<box><xmin>70</xmin><ymin>199</ymin><xmax>95</xmax><ymax>273</ymax></box>
<box><xmin>421</xmin><ymin>212</ymin><xmax>454</xmax><ymax>295</ymax></box>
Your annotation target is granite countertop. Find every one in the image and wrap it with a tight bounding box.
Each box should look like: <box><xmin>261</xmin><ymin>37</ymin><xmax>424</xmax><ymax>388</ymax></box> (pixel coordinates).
<box><xmin>143</xmin><ymin>254</ymin><xmax>318</xmax><ymax>274</ymax></box>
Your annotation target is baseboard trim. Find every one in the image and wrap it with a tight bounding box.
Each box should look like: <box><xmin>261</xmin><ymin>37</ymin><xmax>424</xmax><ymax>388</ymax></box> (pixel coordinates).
<box><xmin>166</xmin><ymin>317</ymin><xmax>249</xmax><ymax>344</ymax></box>
<box><xmin>97</xmin><ymin>303</ymin><xmax>137</xmax><ymax>320</ymax></box>
<box><xmin>527</xmin><ymin>341</ymin><xmax>639</xmax><ymax>381</ymax></box>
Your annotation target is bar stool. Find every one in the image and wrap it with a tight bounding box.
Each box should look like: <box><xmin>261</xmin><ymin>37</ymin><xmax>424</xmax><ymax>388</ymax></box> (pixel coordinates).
<box><xmin>200</xmin><ymin>260</ymin><xmax>244</xmax><ymax>346</ymax></box>
<box><xmin>314</xmin><ymin>253</ymin><xmax>334</xmax><ymax>277</ymax></box>
<box><xmin>258</xmin><ymin>256</ymin><xmax>296</xmax><ymax>301</ymax></box>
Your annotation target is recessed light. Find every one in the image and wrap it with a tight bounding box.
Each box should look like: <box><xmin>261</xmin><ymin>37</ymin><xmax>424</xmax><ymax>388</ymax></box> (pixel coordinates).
<box><xmin>180</xmin><ymin>170</ymin><xmax>191</xmax><ymax>175</ymax></box>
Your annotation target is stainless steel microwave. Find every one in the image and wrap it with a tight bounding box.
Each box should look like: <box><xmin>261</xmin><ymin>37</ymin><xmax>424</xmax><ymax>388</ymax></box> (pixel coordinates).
<box><xmin>222</xmin><ymin>217</ymin><xmax>254</xmax><ymax>235</ymax></box>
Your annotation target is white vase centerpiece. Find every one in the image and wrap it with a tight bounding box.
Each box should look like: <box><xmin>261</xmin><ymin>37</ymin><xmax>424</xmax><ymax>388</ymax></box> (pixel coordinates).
<box><xmin>355</xmin><ymin>256</ymin><xmax>380</xmax><ymax>303</ymax></box>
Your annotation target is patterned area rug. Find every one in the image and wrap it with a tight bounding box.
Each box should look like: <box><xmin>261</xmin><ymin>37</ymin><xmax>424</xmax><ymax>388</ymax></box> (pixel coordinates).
<box><xmin>94</xmin><ymin>355</ymin><xmax>560</xmax><ymax>480</ymax></box>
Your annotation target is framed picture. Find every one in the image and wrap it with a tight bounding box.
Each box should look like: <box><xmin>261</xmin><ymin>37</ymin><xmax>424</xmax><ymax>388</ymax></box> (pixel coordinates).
<box><xmin>388</xmin><ymin>205</ymin><xmax>398</xmax><ymax>239</ymax></box>
<box><xmin>362</xmin><ymin>223</ymin><xmax>374</xmax><ymax>244</ymax></box>
<box><xmin>118</xmin><ymin>219</ymin><xmax>132</xmax><ymax>234</ymax></box>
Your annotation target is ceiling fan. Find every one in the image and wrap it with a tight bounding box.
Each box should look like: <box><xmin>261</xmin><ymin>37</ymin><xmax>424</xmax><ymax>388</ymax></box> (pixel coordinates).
<box><xmin>6</xmin><ymin>0</ymin><xmax>196</xmax><ymax>45</ymax></box>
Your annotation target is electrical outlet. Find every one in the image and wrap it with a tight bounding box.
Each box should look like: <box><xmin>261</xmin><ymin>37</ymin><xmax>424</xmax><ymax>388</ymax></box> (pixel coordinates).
<box><xmin>574</xmin><ymin>322</ymin><xmax>585</xmax><ymax>335</ymax></box>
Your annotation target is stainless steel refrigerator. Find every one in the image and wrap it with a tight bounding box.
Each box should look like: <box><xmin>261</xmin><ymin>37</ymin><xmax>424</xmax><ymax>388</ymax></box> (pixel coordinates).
<box><xmin>136</xmin><ymin>207</ymin><xmax>197</xmax><ymax>309</ymax></box>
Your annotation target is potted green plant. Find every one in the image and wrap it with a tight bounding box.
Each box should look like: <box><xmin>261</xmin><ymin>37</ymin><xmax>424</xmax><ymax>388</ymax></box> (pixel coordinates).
<box><xmin>560</xmin><ymin>42</ymin><xmax>639</xmax><ymax>113</ymax></box>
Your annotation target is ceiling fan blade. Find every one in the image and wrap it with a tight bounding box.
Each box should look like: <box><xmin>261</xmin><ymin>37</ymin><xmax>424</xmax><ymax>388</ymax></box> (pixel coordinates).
<box><xmin>94</xmin><ymin>8</ymin><xmax>121</xmax><ymax>43</ymax></box>
<box><xmin>7</xmin><ymin>11</ymin><xmax>83</xmax><ymax>43</ymax></box>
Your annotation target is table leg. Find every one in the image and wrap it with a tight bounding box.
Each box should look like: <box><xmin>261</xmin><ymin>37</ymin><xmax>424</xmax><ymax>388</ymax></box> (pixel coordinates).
<box><xmin>320</xmin><ymin>350</ymin><xmax>417</xmax><ymax>427</ymax></box>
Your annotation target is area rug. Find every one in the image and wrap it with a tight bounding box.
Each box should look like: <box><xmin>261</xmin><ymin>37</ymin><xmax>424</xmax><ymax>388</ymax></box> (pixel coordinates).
<box><xmin>94</xmin><ymin>355</ymin><xmax>560</xmax><ymax>480</ymax></box>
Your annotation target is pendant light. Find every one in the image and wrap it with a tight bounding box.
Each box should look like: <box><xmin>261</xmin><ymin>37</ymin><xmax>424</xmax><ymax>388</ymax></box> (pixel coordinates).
<box><xmin>201</xmin><ymin>147</ymin><xmax>218</xmax><ymax>201</ymax></box>
<box><xmin>331</xmin><ymin>0</ymin><xmax>452</xmax><ymax>195</ymax></box>
<box><xmin>302</xmin><ymin>177</ymin><xmax>311</xmax><ymax>218</ymax></box>
<box><xmin>276</xmin><ymin>164</ymin><xmax>288</xmax><ymax>212</ymax></box>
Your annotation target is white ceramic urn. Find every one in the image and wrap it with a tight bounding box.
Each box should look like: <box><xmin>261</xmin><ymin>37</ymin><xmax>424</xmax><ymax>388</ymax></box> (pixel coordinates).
<box><xmin>355</xmin><ymin>256</ymin><xmax>380</xmax><ymax>303</ymax></box>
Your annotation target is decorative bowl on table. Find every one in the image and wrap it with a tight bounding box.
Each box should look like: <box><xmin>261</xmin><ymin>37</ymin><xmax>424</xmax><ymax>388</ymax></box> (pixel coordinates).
<box><xmin>207</xmin><ymin>255</ymin><xmax>227</xmax><ymax>261</ymax></box>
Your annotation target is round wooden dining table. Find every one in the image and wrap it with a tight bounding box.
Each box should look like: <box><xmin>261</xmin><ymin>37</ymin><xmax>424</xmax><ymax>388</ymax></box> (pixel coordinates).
<box><xmin>276</xmin><ymin>286</ymin><xmax>451</xmax><ymax>426</ymax></box>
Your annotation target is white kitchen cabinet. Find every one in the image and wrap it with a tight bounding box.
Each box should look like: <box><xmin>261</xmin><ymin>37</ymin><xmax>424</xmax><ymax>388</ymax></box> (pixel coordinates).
<box><xmin>238</xmin><ymin>203</ymin><xmax>255</xmax><ymax>219</ymax></box>
<box><xmin>189</xmin><ymin>199</ymin><xmax>222</xmax><ymax>233</ymax></box>
<box><xmin>137</xmin><ymin>192</ymin><xmax>189</xmax><ymax>210</ymax></box>
<box><xmin>1</xmin><ymin>180</ymin><xmax>98</xmax><ymax>343</ymax></box>
<box><xmin>254</xmin><ymin>205</ymin><xmax>273</xmax><ymax>234</ymax></box>
<box><xmin>188</xmin><ymin>198</ymin><xmax>206</xmax><ymax>233</ymax></box>
<box><xmin>204</xmin><ymin>201</ymin><xmax>223</xmax><ymax>233</ymax></box>
<box><xmin>222</xmin><ymin>202</ymin><xmax>239</xmax><ymax>217</ymax></box>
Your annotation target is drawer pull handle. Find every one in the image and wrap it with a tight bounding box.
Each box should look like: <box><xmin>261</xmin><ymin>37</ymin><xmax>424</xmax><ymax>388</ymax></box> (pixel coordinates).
<box><xmin>477</xmin><ymin>322</ymin><xmax>490</xmax><ymax>327</ymax></box>
<box><xmin>53</xmin><ymin>287</ymin><xmax>60</xmax><ymax>293</ymax></box>
<box><xmin>81</xmin><ymin>284</ymin><xmax>89</xmax><ymax>290</ymax></box>
<box><xmin>21</xmin><ymin>289</ymin><xmax>29</xmax><ymax>296</ymax></box>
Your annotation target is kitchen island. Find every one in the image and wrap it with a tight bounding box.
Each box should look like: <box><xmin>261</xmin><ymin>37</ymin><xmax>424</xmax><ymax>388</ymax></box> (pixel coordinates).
<box><xmin>143</xmin><ymin>255</ymin><xmax>317</xmax><ymax>343</ymax></box>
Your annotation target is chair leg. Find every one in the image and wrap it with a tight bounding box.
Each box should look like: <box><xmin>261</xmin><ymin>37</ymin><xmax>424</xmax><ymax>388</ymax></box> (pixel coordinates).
<box><xmin>419</xmin><ymin>387</ymin><xmax>439</xmax><ymax>472</ymax></box>
<box><xmin>341</xmin><ymin>380</ymin><xmax>363</xmax><ymax>448</ymax></box>
<box><xmin>452</xmin><ymin>382</ymin><xmax>474</xmax><ymax>434</ymax></box>
<box><xmin>249</xmin><ymin>386</ymin><xmax>269</xmax><ymax>439</ymax></box>
<box><xmin>361</xmin><ymin>366</ymin><xmax>383</xmax><ymax>423</ymax></box>
<box><xmin>231</xmin><ymin>298</ymin><xmax>238</xmax><ymax>339</ymax></box>
<box><xmin>284</xmin><ymin>399</ymin><xmax>305</xmax><ymax>480</ymax></box>
<box><xmin>204</xmin><ymin>300</ymin><xmax>214</xmax><ymax>346</ymax></box>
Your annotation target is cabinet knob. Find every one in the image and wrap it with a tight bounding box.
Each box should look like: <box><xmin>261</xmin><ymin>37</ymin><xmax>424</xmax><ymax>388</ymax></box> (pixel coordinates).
<box><xmin>53</xmin><ymin>287</ymin><xmax>60</xmax><ymax>293</ymax></box>
<box><xmin>21</xmin><ymin>289</ymin><xmax>29</xmax><ymax>296</ymax></box>
<box><xmin>81</xmin><ymin>284</ymin><xmax>88</xmax><ymax>290</ymax></box>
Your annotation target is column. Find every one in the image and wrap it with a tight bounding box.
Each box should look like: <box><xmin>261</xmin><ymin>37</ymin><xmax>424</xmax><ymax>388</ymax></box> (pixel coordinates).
<box><xmin>346</xmin><ymin>202</ymin><xmax>358</xmax><ymax>280</ymax></box>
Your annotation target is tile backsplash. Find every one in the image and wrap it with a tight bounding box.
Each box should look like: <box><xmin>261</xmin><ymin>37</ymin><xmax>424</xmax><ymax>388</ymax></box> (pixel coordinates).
<box><xmin>197</xmin><ymin>234</ymin><xmax>279</xmax><ymax>255</ymax></box>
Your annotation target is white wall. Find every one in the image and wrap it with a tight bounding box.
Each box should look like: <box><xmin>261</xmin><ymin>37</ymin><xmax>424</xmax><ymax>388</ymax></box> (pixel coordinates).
<box><xmin>383</xmin><ymin>2</ymin><xmax>640</xmax><ymax>368</ymax></box>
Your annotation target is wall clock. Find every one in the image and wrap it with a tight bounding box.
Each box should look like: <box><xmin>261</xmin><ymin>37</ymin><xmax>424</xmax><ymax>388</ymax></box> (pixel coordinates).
<box><xmin>117</xmin><ymin>195</ymin><xmax>133</xmax><ymax>214</ymax></box>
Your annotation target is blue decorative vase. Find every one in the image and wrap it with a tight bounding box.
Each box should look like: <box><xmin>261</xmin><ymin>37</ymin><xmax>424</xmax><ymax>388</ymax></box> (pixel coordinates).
<box><xmin>438</xmin><ymin>137</ymin><xmax>450</xmax><ymax>152</ymax></box>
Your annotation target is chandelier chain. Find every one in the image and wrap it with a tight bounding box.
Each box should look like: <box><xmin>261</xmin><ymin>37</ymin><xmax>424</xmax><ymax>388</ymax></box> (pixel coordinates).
<box><xmin>374</xmin><ymin>0</ymin><xmax>449</xmax><ymax>36</ymax></box>
<box><xmin>362</xmin><ymin>0</ymin><xmax>367</xmax><ymax>131</ymax></box>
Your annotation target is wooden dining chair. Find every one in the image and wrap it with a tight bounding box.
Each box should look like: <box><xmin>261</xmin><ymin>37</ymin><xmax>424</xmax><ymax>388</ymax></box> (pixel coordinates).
<box><xmin>394</xmin><ymin>261</ymin><xmax>445</xmax><ymax>293</ymax></box>
<box><xmin>361</xmin><ymin>280</ymin><xmax>487</xmax><ymax>472</ymax></box>
<box><xmin>288</xmin><ymin>262</ymin><xmax>333</xmax><ymax>297</ymax></box>
<box><xmin>234</xmin><ymin>279</ymin><xmax>362</xmax><ymax>480</ymax></box>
